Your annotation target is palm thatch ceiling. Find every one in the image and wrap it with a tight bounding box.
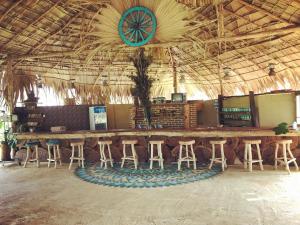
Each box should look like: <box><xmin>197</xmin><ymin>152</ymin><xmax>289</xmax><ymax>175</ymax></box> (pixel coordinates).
<box><xmin>0</xmin><ymin>0</ymin><xmax>300</xmax><ymax>104</ymax></box>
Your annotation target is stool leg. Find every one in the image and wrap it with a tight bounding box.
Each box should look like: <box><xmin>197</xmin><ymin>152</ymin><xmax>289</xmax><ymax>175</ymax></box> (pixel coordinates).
<box><xmin>283</xmin><ymin>144</ymin><xmax>290</xmax><ymax>174</ymax></box>
<box><xmin>274</xmin><ymin>143</ymin><xmax>279</xmax><ymax>170</ymax></box>
<box><xmin>132</xmin><ymin>144</ymin><xmax>138</xmax><ymax>170</ymax></box>
<box><xmin>57</xmin><ymin>145</ymin><xmax>62</xmax><ymax>166</ymax></box>
<box><xmin>77</xmin><ymin>146</ymin><xmax>81</xmax><ymax>167</ymax></box>
<box><xmin>150</xmin><ymin>144</ymin><xmax>154</xmax><ymax>169</ymax></box>
<box><xmin>35</xmin><ymin>146</ymin><xmax>40</xmax><ymax>168</ymax></box>
<box><xmin>99</xmin><ymin>144</ymin><xmax>104</xmax><ymax>168</ymax></box>
<box><xmin>244</xmin><ymin>144</ymin><xmax>248</xmax><ymax>169</ymax></box>
<box><xmin>256</xmin><ymin>144</ymin><xmax>264</xmax><ymax>171</ymax></box>
<box><xmin>103</xmin><ymin>144</ymin><xmax>108</xmax><ymax>169</ymax></box>
<box><xmin>47</xmin><ymin>145</ymin><xmax>51</xmax><ymax>168</ymax></box>
<box><xmin>191</xmin><ymin>145</ymin><xmax>196</xmax><ymax>170</ymax></box>
<box><xmin>81</xmin><ymin>145</ymin><xmax>85</xmax><ymax>168</ymax></box>
<box><xmin>23</xmin><ymin>147</ymin><xmax>30</xmax><ymax>168</ymax></box>
<box><xmin>221</xmin><ymin>144</ymin><xmax>225</xmax><ymax>172</ymax></box>
<box><xmin>108</xmin><ymin>144</ymin><xmax>113</xmax><ymax>167</ymax></box>
<box><xmin>159</xmin><ymin>144</ymin><xmax>164</xmax><ymax>170</ymax></box>
<box><xmin>53</xmin><ymin>145</ymin><xmax>57</xmax><ymax>169</ymax></box>
<box><xmin>121</xmin><ymin>144</ymin><xmax>126</xmax><ymax>168</ymax></box>
<box><xmin>178</xmin><ymin>145</ymin><xmax>182</xmax><ymax>171</ymax></box>
<box><xmin>248</xmin><ymin>145</ymin><xmax>252</xmax><ymax>172</ymax></box>
<box><xmin>287</xmin><ymin>144</ymin><xmax>299</xmax><ymax>171</ymax></box>
<box><xmin>69</xmin><ymin>146</ymin><xmax>75</xmax><ymax>170</ymax></box>
<box><xmin>209</xmin><ymin>144</ymin><xmax>215</xmax><ymax>170</ymax></box>
<box><xmin>186</xmin><ymin>145</ymin><xmax>190</xmax><ymax>168</ymax></box>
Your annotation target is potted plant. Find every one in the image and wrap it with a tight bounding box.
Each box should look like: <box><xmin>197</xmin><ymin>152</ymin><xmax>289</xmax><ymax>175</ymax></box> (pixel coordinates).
<box><xmin>0</xmin><ymin>120</ymin><xmax>9</xmax><ymax>161</ymax></box>
<box><xmin>273</xmin><ymin>122</ymin><xmax>289</xmax><ymax>135</ymax></box>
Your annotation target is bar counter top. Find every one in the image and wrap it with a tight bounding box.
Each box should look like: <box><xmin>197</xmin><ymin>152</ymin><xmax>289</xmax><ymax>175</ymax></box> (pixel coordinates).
<box><xmin>15</xmin><ymin>127</ymin><xmax>300</xmax><ymax>140</ymax></box>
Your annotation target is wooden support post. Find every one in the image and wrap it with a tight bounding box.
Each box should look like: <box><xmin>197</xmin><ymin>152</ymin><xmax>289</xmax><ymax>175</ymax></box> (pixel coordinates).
<box><xmin>249</xmin><ymin>91</ymin><xmax>259</xmax><ymax>127</ymax></box>
<box><xmin>218</xmin><ymin>95</ymin><xmax>224</xmax><ymax>125</ymax></box>
<box><xmin>6</xmin><ymin>57</ymin><xmax>14</xmax><ymax>114</ymax></box>
<box><xmin>168</xmin><ymin>48</ymin><xmax>178</xmax><ymax>93</ymax></box>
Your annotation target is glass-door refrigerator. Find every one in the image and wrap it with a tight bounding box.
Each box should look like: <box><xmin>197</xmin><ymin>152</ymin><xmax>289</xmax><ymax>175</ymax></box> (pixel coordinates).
<box><xmin>89</xmin><ymin>106</ymin><xmax>108</xmax><ymax>130</ymax></box>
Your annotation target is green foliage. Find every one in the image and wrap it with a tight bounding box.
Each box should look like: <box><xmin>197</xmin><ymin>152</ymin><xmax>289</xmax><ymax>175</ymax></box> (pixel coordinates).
<box><xmin>3</xmin><ymin>128</ymin><xmax>17</xmax><ymax>148</ymax></box>
<box><xmin>273</xmin><ymin>122</ymin><xmax>289</xmax><ymax>135</ymax></box>
<box><xmin>129</xmin><ymin>48</ymin><xmax>154</xmax><ymax>127</ymax></box>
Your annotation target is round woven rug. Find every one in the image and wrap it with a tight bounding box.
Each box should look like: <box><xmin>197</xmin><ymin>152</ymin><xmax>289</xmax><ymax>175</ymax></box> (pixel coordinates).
<box><xmin>75</xmin><ymin>163</ymin><xmax>222</xmax><ymax>188</ymax></box>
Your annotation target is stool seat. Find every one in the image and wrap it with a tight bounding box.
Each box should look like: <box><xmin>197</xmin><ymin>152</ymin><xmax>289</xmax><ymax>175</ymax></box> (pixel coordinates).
<box><xmin>276</xmin><ymin>140</ymin><xmax>293</xmax><ymax>144</ymax></box>
<box><xmin>275</xmin><ymin>140</ymin><xmax>298</xmax><ymax>174</ymax></box>
<box><xmin>178</xmin><ymin>140</ymin><xmax>197</xmax><ymax>171</ymax></box>
<box><xmin>98</xmin><ymin>140</ymin><xmax>113</xmax><ymax>169</ymax></box>
<box><xmin>210</xmin><ymin>140</ymin><xmax>226</xmax><ymax>145</ymax></box>
<box><xmin>243</xmin><ymin>140</ymin><xmax>261</xmax><ymax>144</ymax></box>
<box><xmin>149</xmin><ymin>140</ymin><xmax>164</xmax><ymax>170</ymax></box>
<box><xmin>179</xmin><ymin>140</ymin><xmax>195</xmax><ymax>145</ymax></box>
<box><xmin>244</xmin><ymin>140</ymin><xmax>263</xmax><ymax>172</ymax></box>
<box><xmin>98</xmin><ymin>140</ymin><xmax>112</xmax><ymax>145</ymax></box>
<box><xmin>70</xmin><ymin>141</ymin><xmax>84</xmax><ymax>146</ymax></box>
<box><xmin>25</xmin><ymin>141</ymin><xmax>40</xmax><ymax>147</ymax></box>
<box><xmin>47</xmin><ymin>139</ymin><xmax>60</xmax><ymax>145</ymax></box>
<box><xmin>122</xmin><ymin>140</ymin><xmax>138</xmax><ymax>145</ymax></box>
<box><xmin>209</xmin><ymin>139</ymin><xmax>227</xmax><ymax>171</ymax></box>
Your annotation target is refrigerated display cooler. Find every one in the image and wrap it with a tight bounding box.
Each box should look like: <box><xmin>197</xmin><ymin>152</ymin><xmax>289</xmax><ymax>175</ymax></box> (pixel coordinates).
<box><xmin>89</xmin><ymin>106</ymin><xmax>108</xmax><ymax>130</ymax></box>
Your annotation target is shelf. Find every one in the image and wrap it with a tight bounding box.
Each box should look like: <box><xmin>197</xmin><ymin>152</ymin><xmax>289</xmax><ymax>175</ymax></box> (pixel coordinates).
<box><xmin>220</xmin><ymin>112</ymin><xmax>251</xmax><ymax>114</ymax></box>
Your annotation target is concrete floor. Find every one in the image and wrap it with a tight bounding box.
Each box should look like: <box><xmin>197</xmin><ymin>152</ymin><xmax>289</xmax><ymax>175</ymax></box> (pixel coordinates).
<box><xmin>1</xmin><ymin>164</ymin><xmax>300</xmax><ymax>225</ymax></box>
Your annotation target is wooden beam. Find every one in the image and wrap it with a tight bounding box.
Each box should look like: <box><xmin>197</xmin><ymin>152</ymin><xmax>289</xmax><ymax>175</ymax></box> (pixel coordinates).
<box><xmin>238</xmin><ymin>0</ymin><xmax>298</xmax><ymax>25</ymax></box>
<box><xmin>168</xmin><ymin>48</ymin><xmax>178</xmax><ymax>93</ymax></box>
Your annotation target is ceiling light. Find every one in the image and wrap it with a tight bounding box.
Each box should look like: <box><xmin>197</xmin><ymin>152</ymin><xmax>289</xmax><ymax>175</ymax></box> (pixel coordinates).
<box><xmin>268</xmin><ymin>63</ymin><xmax>276</xmax><ymax>76</ymax></box>
<box><xmin>223</xmin><ymin>66</ymin><xmax>231</xmax><ymax>80</ymax></box>
<box><xmin>179</xmin><ymin>75</ymin><xmax>185</xmax><ymax>84</ymax></box>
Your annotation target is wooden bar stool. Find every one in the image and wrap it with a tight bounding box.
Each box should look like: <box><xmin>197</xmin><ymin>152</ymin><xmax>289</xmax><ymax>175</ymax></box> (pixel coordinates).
<box><xmin>178</xmin><ymin>140</ymin><xmax>197</xmax><ymax>171</ymax></box>
<box><xmin>121</xmin><ymin>140</ymin><xmax>138</xmax><ymax>169</ymax></box>
<box><xmin>275</xmin><ymin>140</ymin><xmax>299</xmax><ymax>174</ymax></box>
<box><xmin>149</xmin><ymin>140</ymin><xmax>164</xmax><ymax>170</ymax></box>
<box><xmin>243</xmin><ymin>140</ymin><xmax>264</xmax><ymax>172</ymax></box>
<box><xmin>98</xmin><ymin>140</ymin><xmax>113</xmax><ymax>169</ymax></box>
<box><xmin>209</xmin><ymin>139</ymin><xmax>227</xmax><ymax>171</ymax></box>
<box><xmin>46</xmin><ymin>139</ymin><xmax>62</xmax><ymax>168</ymax></box>
<box><xmin>69</xmin><ymin>140</ymin><xmax>85</xmax><ymax>170</ymax></box>
<box><xmin>23</xmin><ymin>140</ymin><xmax>40</xmax><ymax>168</ymax></box>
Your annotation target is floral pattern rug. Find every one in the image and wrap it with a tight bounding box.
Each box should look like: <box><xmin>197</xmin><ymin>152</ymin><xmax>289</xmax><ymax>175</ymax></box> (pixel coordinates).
<box><xmin>75</xmin><ymin>162</ymin><xmax>222</xmax><ymax>188</ymax></box>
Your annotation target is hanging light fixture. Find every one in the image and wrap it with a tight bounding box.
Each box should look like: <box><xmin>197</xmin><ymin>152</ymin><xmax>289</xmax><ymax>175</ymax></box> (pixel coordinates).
<box><xmin>223</xmin><ymin>66</ymin><xmax>231</xmax><ymax>80</ymax></box>
<box><xmin>70</xmin><ymin>79</ymin><xmax>76</xmax><ymax>89</ymax></box>
<box><xmin>179</xmin><ymin>75</ymin><xmax>185</xmax><ymax>84</ymax></box>
<box><xmin>36</xmin><ymin>75</ymin><xmax>43</xmax><ymax>88</ymax></box>
<box><xmin>268</xmin><ymin>63</ymin><xmax>276</xmax><ymax>76</ymax></box>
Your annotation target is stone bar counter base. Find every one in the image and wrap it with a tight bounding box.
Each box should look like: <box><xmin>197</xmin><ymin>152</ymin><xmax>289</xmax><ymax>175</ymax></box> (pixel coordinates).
<box><xmin>15</xmin><ymin>129</ymin><xmax>300</xmax><ymax>165</ymax></box>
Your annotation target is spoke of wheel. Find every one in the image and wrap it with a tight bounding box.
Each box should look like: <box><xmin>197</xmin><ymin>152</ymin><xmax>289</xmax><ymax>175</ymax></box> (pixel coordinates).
<box><xmin>140</xmin><ymin>28</ymin><xmax>150</xmax><ymax>35</ymax></box>
<box><xmin>141</xmin><ymin>23</ymin><xmax>151</xmax><ymax>29</ymax></box>
<box><xmin>138</xmin><ymin>30</ymin><xmax>145</xmax><ymax>41</ymax></box>
<box><xmin>124</xmin><ymin>28</ymin><xmax>133</xmax><ymax>35</ymax></box>
<box><xmin>129</xmin><ymin>30</ymin><xmax>136</xmax><ymax>41</ymax></box>
<box><xmin>125</xmin><ymin>19</ymin><xmax>134</xmax><ymax>25</ymax></box>
<box><xmin>135</xmin><ymin>11</ymin><xmax>140</xmax><ymax>23</ymax></box>
<box><xmin>135</xmin><ymin>30</ymin><xmax>138</xmax><ymax>43</ymax></box>
<box><xmin>141</xmin><ymin>17</ymin><xmax>151</xmax><ymax>25</ymax></box>
<box><xmin>130</xmin><ymin>13</ymin><xmax>136</xmax><ymax>23</ymax></box>
<box><xmin>139</xmin><ymin>12</ymin><xmax>147</xmax><ymax>23</ymax></box>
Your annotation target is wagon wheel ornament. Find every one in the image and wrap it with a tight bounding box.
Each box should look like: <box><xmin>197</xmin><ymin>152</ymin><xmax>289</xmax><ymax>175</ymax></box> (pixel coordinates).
<box><xmin>118</xmin><ymin>6</ymin><xmax>157</xmax><ymax>47</ymax></box>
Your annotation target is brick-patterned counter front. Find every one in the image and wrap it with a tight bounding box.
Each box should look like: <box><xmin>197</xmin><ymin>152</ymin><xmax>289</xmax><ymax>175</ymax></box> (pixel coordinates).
<box><xmin>129</xmin><ymin>102</ymin><xmax>199</xmax><ymax>129</ymax></box>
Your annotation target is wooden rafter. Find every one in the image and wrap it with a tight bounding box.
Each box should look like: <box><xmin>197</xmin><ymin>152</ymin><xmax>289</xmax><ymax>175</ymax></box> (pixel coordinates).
<box><xmin>237</xmin><ymin>0</ymin><xmax>299</xmax><ymax>25</ymax></box>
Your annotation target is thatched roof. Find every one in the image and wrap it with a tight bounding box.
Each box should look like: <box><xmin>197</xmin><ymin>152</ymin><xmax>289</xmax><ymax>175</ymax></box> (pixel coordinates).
<box><xmin>0</xmin><ymin>0</ymin><xmax>300</xmax><ymax>105</ymax></box>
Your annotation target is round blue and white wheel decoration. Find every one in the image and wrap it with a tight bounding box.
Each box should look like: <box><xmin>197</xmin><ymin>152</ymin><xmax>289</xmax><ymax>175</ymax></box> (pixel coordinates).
<box><xmin>118</xmin><ymin>6</ymin><xmax>157</xmax><ymax>47</ymax></box>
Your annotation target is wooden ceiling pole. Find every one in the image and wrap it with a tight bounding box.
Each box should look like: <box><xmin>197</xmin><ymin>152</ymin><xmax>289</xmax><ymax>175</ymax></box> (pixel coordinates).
<box><xmin>216</xmin><ymin>2</ymin><xmax>225</xmax><ymax>96</ymax></box>
<box><xmin>168</xmin><ymin>47</ymin><xmax>178</xmax><ymax>93</ymax></box>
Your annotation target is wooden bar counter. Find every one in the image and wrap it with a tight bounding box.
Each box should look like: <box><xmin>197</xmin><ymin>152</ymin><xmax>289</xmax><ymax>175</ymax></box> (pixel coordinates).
<box><xmin>14</xmin><ymin>128</ymin><xmax>300</xmax><ymax>166</ymax></box>
<box><xmin>15</xmin><ymin>127</ymin><xmax>300</xmax><ymax>140</ymax></box>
